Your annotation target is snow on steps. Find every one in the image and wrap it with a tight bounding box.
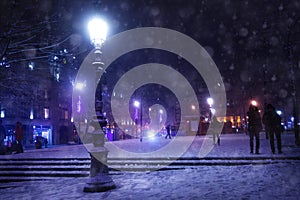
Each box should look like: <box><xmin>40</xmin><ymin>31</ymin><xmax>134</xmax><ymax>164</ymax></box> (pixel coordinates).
<box><xmin>0</xmin><ymin>157</ymin><xmax>298</xmax><ymax>182</ymax></box>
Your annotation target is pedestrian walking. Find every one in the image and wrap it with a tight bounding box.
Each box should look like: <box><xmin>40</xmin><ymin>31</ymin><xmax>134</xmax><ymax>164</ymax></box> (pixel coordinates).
<box><xmin>165</xmin><ymin>124</ymin><xmax>172</xmax><ymax>139</ymax></box>
<box><xmin>14</xmin><ymin>121</ymin><xmax>24</xmax><ymax>154</ymax></box>
<box><xmin>247</xmin><ymin>105</ymin><xmax>262</xmax><ymax>154</ymax></box>
<box><xmin>211</xmin><ymin>116</ymin><xmax>221</xmax><ymax>145</ymax></box>
<box><xmin>0</xmin><ymin>120</ymin><xmax>6</xmax><ymax>154</ymax></box>
<box><xmin>262</xmin><ymin>104</ymin><xmax>282</xmax><ymax>154</ymax></box>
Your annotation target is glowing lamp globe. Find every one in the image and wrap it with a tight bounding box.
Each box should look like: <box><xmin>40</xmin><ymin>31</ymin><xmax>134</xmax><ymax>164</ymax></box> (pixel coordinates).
<box><xmin>207</xmin><ymin>98</ymin><xmax>214</xmax><ymax>107</ymax></box>
<box><xmin>88</xmin><ymin>18</ymin><xmax>108</xmax><ymax>47</ymax></box>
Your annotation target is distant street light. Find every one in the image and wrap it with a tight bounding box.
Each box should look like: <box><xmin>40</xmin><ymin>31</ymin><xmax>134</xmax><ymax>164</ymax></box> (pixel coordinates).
<box><xmin>73</xmin><ymin>81</ymin><xmax>86</xmax><ymax>144</ymax></box>
<box><xmin>74</xmin><ymin>81</ymin><xmax>86</xmax><ymax>91</ymax></box>
<box><xmin>134</xmin><ymin>100</ymin><xmax>140</xmax><ymax>108</ymax></box>
<box><xmin>207</xmin><ymin>98</ymin><xmax>214</xmax><ymax>108</ymax></box>
<box><xmin>0</xmin><ymin>110</ymin><xmax>4</xmax><ymax>118</ymax></box>
<box><xmin>191</xmin><ymin>105</ymin><xmax>196</xmax><ymax>111</ymax></box>
<box><xmin>83</xmin><ymin>17</ymin><xmax>115</xmax><ymax>193</ymax></box>
<box><xmin>134</xmin><ymin>100</ymin><xmax>143</xmax><ymax>142</ymax></box>
<box><xmin>251</xmin><ymin>100</ymin><xmax>258</xmax><ymax>106</ymax></box>
<box><xmin>276</xmin><ymin>110</ymin><xmax>283</xmax><ymax>116</ymax></box>
<box><xmin>133</xmin><ymin>100</ymin><xmax>140</xmax><ymax>138</ymax></box>
<box><xmin>207</xmin><ymin>97</ymin><xmax>214</xmax><ymax>120</ymax></box>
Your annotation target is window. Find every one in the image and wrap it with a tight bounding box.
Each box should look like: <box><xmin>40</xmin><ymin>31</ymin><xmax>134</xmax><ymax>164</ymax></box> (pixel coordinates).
<box><xmin>44</xmin><ymin>107</ymin><xmax>49</xmax><ymax>119</ymax></box>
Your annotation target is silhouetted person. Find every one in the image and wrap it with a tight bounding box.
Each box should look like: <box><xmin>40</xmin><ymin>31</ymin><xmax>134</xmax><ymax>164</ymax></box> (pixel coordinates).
<box><xmin>211</xmin><ymin>116</ymin><xmax>221</xmax><ymax>145</ymax></box>
<box><xmin>262</xmin><ymin>104</ymin><xmax>282</xmax><ymax>154</ymax></box>
<box><xmin>247</xmin><ymin>105</ymin><xmax>262</xmax><ymax>154</ymax></box>
<box><xmin>165</xmin><ymin>124</ymin><xmax>171</xmax><ymax>139</ymax></box>
<box><xmin>14</xmin><ymin>122</ymin><xmax>24</xmax><ymax>153</ymax></box>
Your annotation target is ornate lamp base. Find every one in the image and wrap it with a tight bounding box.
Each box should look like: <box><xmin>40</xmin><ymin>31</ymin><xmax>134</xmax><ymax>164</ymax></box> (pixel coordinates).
<box><xmin>83</xmin><ymin>133</ymin><xmax>116</xmax><ymax>192</ymax></box>
<box><xmin>84</xmin><ymin>173</ymin><xmax>116</xmax><ymax>192</ymax></box>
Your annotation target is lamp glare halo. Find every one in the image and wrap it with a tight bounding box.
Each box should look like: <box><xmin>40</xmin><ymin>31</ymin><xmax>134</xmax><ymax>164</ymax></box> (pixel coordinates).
<box><xmin>88</xmin><ymin>18</ymin><xmax>108</xmax><ymax>45</ymax></box>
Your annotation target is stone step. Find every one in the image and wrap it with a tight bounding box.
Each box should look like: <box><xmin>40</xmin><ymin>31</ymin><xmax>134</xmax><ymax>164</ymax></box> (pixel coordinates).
<box><xmin>0</xmin><ymin>160</ymin><xmax>90</xmax><ymax>166</ymax></box>
<box><xmin>0</xmin><ymin>157</ymin><xmax>295</xmax><ymax>167</ymax></box>
<box><xmin>0</xmin><ymin>176</ymin><xmax>75</xmax><ymax>183</ymax></box>
<box><xmin>0</xmin><ymin>165</ymin><xmax>90</xmax><ymax>171</ymax></box>
<box><xmin>0</xmin><ymin>157</ymin><xmax>299</xmax><ymax>183</ymax></box>
<box><xmin>0</xmin><ymin>170</ymin><xmax>89</xmax><ymax>177</ymax></box>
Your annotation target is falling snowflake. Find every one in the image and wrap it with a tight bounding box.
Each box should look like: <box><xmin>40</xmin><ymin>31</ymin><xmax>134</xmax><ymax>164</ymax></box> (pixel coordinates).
<box><xmin>150</xmin><ymin>7</ymin><xmax>160</xmax><ymax>17</ymax></box>
<box><xmin>262</xmin><ymin>22</ymin><xmax>268</xmax><ymax>29</ymax></box>
<box><xmin>269</xmin><ymin>36</ymin><xmax>279</xmax><ymax>46</ymax></box>
<box><xmin>278</xmin><ymin>89</ymin><xmax>288</xmax><ymax>98</ymax></box>
<box><xmin>239</xmin><ymin>27</ymin><xmax>248</xmax><ymax>37</ymax></box>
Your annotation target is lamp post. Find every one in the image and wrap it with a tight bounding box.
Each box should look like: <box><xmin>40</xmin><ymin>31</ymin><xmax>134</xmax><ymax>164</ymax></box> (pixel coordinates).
<box><xmin>207</xmin><ymin>97</ymin><xmax>214</xmax><ymax>121</ymax></box>
<box><xmin>134</xmin><ymin>100</ymin><xmax>143</xmax><ymax>142</ymax></box>
<box><xmin>74</xmin><ymin>81</ymin><xmax>86</xmax><ymax>144</ymax></box>
<box><xmin>83</xmin><ymin>17</ymin><xmax>115</xmax><ymax>193</ymax></box>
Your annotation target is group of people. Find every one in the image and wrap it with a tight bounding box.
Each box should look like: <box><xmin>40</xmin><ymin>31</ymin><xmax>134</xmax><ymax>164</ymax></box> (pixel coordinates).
<box><xmin>0</xmin><ymin>120</ymin><xmax>24</xmax><ymax>154</ymax></box>
<box><xmin>247</xmin><ymin>103</ymin><xmax>283</xmax><ymax>154</ymax></box>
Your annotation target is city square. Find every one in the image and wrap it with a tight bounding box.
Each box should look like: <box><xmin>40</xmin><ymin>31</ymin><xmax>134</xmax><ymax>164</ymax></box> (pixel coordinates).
<box><xmin>0</xmin><ymin>0</ymin><xmax>300</xmax><ymax>199</ymax></box>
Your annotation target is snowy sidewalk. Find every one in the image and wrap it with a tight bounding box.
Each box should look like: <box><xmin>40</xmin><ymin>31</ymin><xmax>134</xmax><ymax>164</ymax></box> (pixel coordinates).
<box><xmin>1</xmin><ymin>132</ymin><xmax>299</xmax><ymax>160</ymax></box>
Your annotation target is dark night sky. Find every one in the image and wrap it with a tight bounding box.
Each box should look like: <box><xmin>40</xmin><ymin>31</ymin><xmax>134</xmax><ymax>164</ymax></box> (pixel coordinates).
<box><xmin>0</xmin><ymin>0</ymin><xmax>299</xmax><ymax>119</ymax></box>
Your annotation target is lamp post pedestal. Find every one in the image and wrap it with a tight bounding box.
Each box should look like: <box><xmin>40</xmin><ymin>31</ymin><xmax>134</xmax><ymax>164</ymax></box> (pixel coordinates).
<box><xmin>84</xmin><ymin>132</ymin><xmax>116</xmax><ymax>192</ymax></box>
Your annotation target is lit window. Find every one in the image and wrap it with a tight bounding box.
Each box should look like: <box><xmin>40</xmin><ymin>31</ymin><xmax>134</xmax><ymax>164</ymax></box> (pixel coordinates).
<box><xmin>30</xmin><ymin>109</ymin><xmax>34</xmax><ymax>120</ymax></box>
<box><xmin>44</xmin><ymin>89</ymin><xmax>48</xmax><ymax>99</ymax></box>
<box><xmin>44</xmin><ymin>108</ymin><xmax>49</xmax><ymax>119</ymax></box>
<box><xmin>64</xmin><ymin>110</ymin><xmax>68</xmax><ymax>119</ymax></box>
<box><xmin>77</xmin><ymin>96</ymin><xmax>81</xmax><ymax>113</ymax></box>
<box><xmin>0</xmin><ymin>110</ymin><xmax>4</xmax><ymax>118</ymax></box>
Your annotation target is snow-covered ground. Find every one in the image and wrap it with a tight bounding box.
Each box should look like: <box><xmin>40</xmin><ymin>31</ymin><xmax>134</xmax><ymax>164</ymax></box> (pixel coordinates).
<box><xmin>3</xmin><ymin>132</ymin><xmax>299</xmax><ymax>159</ymax></box>
<box><xmin>0</xmin><ymin>132</ymin><xmax>299</xmax><ymax>199</ymax></box>
<box><xmin>0</xmin><ymin>162</ymin><xmax>299</xmax><ymax>200</ymax></box>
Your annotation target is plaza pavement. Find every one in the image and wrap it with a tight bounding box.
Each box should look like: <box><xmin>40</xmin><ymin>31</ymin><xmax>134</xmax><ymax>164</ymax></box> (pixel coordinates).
<box><xmin>1</xmin><ymin>131</ymin><xmax>299</xmax><ymax>160</ymax></box>
<box><xmin>0</xmin><ymin>132</ymin><xmax>299</xmax><ymax>200</ymax></box>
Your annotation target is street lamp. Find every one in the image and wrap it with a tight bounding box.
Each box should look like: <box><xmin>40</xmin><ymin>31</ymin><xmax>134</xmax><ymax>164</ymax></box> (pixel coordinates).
<box><xmin>207</xmin><ymin>97</ymin><xmax>214</xmax><ymax>120</ymax></box>
<box><xmin>73</xmin><ymin>81</ymin><xmax>86</xmax><ymax>144</ymax></box>
<box><xmin>134</xmin><ymin>100</ymin><xmax>140</xmax><ymax>108</ymax></box>
<box><xmin>134</xmin><ymin>100</ymin><xmax>140</xmax><ymax>138</ymax></box>
<box><xmin>0</xmin><ymin>109</ymin><xmax>4</xmax><ymax>119</ymax></box>
<box><xmin>88</xmin><ymin>18</ymin><xmax>108</xmax><ymax>47</ymax></box>
<box><xmin>134</xmin><ymin>100</ymin><xmax>143</xmax><ymax>142</ymax></box>
<box><xmin>276</xmin><ymin>110</ymin><xmax>283</xmax><ymax>116</ymax></box>
<box><xmin>191</xmin><ymin>105</ymin><xmax>196</xmax><ymax>111</ymax></box>
<box><xmin>251</xmin><ymin>100</ymin><xmax>258</xmax><ymax>107</ymax></box>
<box><xmin>74</xmin><ymin>81</ymin><xmax>86</xmax><ymax>91</ymax></box>
<box><xmin>83</xmin><ymin>17</ymin><xmax>115</xmax><ymax>193</ymax></box>
<box><xmin>207</xmin><ymin>98</ymin><xmax>213</xmax><ymax>108</ymax></box>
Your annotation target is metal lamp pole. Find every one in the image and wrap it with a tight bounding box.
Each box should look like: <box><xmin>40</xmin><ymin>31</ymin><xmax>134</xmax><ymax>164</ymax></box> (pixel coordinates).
<box><xmin>83</xmin><ymin>17</ymin><xmax>115</xmax><ymax>192</ymax></box>
<box><xmin>134</xmin><ymin>100</ymin><xmax>142</xmax><ymax>141</ymax></box>
<box><xmin>140</xmin><ymin>99</ymin><xmax>143</xmax><ymax>142</ymax></box>
<box><xmin>207</xmin><ymin>97</ymin><xmax>214</xmax><ymax>121</ymax></box>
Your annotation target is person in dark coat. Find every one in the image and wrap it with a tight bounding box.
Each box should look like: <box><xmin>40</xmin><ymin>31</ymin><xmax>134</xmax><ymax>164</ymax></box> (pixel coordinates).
<box><xmin>165</xmin><ymin>124</ymin><xmax>171</xmax><ymax>139</ymax></box>
<box><xmin>262</xmin><ymin>104</ymin><xmax>282</xmax><ymax>154</ymax></box>
<box><xmin>14</xmin><ymin>121</ymin><xmax>24</xmax><ymax>153</ymax></box>
<box><xmin>211</xmin><ymin>116</ymin><xmax>221</xmax><ymax>145</ymax></box>
<box><xmin>247</xmin><ymin>105</ymin><xmax>262</xmax><ymax>154</ymax></box>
